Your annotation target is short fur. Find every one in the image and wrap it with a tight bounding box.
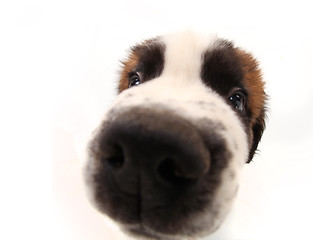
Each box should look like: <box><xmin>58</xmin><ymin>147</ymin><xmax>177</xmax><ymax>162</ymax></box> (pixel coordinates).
<box><xmin>85</xmin><ymin>31</ymin><xmax>267</xmax><ymax>240</ymax></box>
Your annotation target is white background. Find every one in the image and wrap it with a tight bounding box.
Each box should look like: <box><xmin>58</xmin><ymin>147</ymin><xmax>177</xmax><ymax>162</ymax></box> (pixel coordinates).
<box><xmin>1</xmin><ymin>0</ymin><xmax>313</xmax><ymax>239</ymax></box>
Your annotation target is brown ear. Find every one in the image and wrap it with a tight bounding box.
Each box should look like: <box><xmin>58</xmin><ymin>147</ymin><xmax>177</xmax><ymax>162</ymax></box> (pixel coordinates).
<box><xmin>247</xmin><ymin>107</ymin><xmax>266</xmax><ymax>163</ymax></box>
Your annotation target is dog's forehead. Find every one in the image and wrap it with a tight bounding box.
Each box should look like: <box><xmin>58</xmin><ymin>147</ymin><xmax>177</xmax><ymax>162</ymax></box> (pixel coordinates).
<box><xmin>119</xmin><ymin>31</ymin><xmax>241</xmax><ymax>92</ymax></box>
<box><xmin>161</xmin><ymin>31</ymin><xmax>218</xmax><ymax>80</ymax></box>
<box><xmin>118</xmin><ymin>32</ymin><xmax>265</xmax><ymax>127</ymax></box>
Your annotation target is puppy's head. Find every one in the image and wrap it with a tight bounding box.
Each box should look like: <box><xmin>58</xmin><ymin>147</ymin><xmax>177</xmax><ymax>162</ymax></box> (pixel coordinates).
<box><xmin>85</xmin><ymin>32</ymin><xmax>266</xmax><ymax>240</ymax></box>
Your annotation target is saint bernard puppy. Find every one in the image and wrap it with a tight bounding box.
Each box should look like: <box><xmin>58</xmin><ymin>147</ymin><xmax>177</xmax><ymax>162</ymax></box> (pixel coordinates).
<box><xmin>85</xmin><ymin>31</ymin><xmax>267</xmax><ymax>240</ymax></box>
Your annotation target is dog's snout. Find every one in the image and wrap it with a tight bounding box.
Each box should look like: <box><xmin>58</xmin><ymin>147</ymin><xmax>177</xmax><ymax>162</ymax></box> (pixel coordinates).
<box><xmin>87</xmin><ymin>107</ymin><xmax>234</xmax><ymax>235</ymax></box>
<box><xmin>97</xmin><ymin>108</ymin><xmax>211</xmax><ymax>193</ymax></box>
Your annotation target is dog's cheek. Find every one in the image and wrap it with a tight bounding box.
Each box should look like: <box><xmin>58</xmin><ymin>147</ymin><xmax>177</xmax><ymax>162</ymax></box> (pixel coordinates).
<box><xmin>247</xmin><ymin>107</ymin><xmax>266</xmax><ymax>162</ymax></box>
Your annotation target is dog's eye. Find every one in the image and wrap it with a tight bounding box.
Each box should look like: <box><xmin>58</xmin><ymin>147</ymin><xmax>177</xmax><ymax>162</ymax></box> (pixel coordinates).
<box><xmin>129</xmin><ymin>73</ymin><xmax>141</xmax><ymax>88</ymax></box>
<box><xmin>229</xmin><ymin>91</ymin><xmax>246</xmax><ymax>112</ymax></box>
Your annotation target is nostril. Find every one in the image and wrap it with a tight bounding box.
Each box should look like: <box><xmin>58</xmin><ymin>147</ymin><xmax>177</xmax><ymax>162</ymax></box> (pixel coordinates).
<box><xmin>158</xmin><ymin>158</ymin><xmax>175</xmax><ymax>182</ymax></box>
<box><xmin>157</xmin><ymin>158</ymin><xmax>197</xmax><ymax>185</ymax></box>
<box><xmin>106</xmin><ymin>155</ymin><xmax>124</xmax><ymax>168</ymax></box>
<box><xmin>101</xmin><ymin>145</ymin><xmax>124</xmax><ymax>169</ymax></box>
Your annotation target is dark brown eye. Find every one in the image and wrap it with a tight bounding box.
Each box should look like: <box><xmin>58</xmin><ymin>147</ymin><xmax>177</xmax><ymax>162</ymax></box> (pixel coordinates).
<box><xmin>229</xmin><ymin>91</ymin><xmax>246</xmax><ymax>112</ymax></box>
<box><xmin>129</xmin><ymin>73</ymin><xmax>141</xmax><ymax>88</ymax></box>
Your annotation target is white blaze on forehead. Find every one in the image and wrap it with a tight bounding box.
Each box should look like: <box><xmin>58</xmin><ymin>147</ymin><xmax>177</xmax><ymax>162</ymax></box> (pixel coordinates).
<box><xmin>161</xmin><ymin>31</ymin><xmax>218</xmax><ymax>82</ymax></box>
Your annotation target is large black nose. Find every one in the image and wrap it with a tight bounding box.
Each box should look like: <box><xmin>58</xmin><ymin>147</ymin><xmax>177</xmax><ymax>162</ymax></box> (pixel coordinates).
<box><xmin>96</xmin><ymin>108</ymin><xmax>211</xmax><ymax>194</ymax></box>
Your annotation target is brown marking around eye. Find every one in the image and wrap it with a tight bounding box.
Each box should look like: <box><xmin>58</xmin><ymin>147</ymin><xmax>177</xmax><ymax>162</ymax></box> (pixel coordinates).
<box><xmin>117</xmin><ymin>38</ymin><xmax>165</xmax><ymax>93</ymax></box>
<box><xmin>235</xmin><ymin>49</ymin><xmax>267</xmax><ymax>162</ymax></box>
<box><xmin>235</xmin><ymin>49</ymin><xmax>266</xmax><ymax>126</ymax></box>
<box><xmin>118</xmin><ymin>52</ymin><xmax>140</xmax><ymax>93</ymax></box>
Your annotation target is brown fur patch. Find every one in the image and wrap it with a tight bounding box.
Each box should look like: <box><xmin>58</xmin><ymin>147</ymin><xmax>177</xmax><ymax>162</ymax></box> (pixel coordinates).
<box><xmin>118</xmin><ymin>52</ymin><xmax>140</xmax><ymax>93</ymax></box>
<box><xmin>236</xmin><ymin>49</ymin><xmax>266</xmax><ymax>125</ymax></box>
<box><xmin>236</xmin><ymin>49</ymin><xmax>267</xmax><ymax>161</ymax></box>
<box><xmin>118</xmin><ymin>38</ymin><xmax>165</xmax><ymax>93</ymax></box>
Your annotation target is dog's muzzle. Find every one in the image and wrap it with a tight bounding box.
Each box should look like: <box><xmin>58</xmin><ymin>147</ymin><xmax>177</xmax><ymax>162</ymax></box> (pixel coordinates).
<box><xmin>85</xmin><ymin>77</ymin><xmax>250</xmax><ymax>239</ymax></box>
<box><xmin>86</xmin><ymin>103</ymin><xmax>241</xmax><ymax>239</ymax></box>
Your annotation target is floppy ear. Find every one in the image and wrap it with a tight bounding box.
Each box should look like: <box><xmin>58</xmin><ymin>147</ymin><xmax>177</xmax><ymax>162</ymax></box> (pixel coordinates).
<box><xmin>247</xmin><ymin>107</ymin><xmax>266</xmax><ymax>163</ymax></box>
